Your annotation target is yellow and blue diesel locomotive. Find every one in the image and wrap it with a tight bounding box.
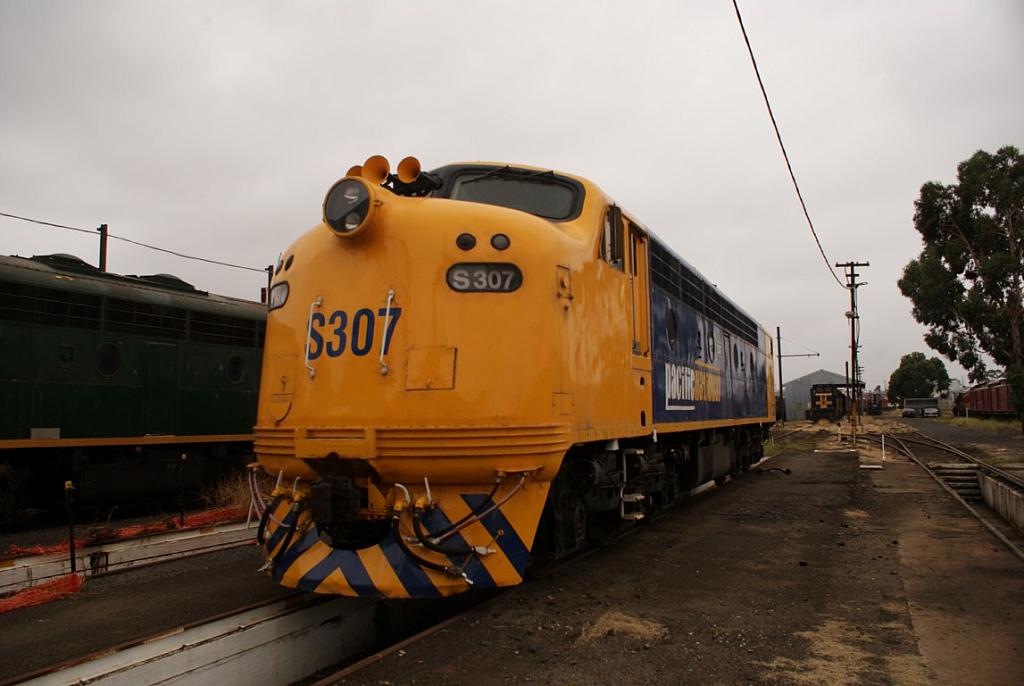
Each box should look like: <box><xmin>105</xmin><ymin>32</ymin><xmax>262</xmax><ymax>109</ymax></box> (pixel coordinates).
<box><xmin>256</xmin><ymin>156</ymin><xmax>775</xmax><ymax>598</ymax></box>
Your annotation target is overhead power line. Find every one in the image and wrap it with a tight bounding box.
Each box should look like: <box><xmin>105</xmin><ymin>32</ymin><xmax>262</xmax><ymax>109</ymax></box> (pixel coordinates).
<box><xmin>0</xmin><ymin>211</ymin><xmax>95</xmax><ymax>235</ymax></box>
<box><xmin>731</xmin><ymin>1</ymin><xmax>845</xmax><ymax>289</ymax></box>
<box><xmin>0</xmin><ymin>211</ymin><xmax>266</xmax><ymax>274</ymax></box>
<box><xmin>780</xmin><ymin>336</ymin><xmax>820</xmax><ymax>355</ymax></box>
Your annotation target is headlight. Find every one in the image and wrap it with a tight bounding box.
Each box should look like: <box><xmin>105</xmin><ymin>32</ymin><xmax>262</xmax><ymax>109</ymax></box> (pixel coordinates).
<box><xmin>323</xmin><ymin>178</ymin><xmax>377</xmax><ymax>238</ymax></box>
<box><xmin>268</xmin><ymin>281</ymin><xmax>289</xmax><ymax>310</ymax></box>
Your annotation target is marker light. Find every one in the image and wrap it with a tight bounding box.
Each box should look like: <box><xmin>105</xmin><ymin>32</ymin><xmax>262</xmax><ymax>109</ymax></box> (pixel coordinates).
<box><xmin>268</xmin><ymin>281</ymin><xmax>289</xmax><ymax>310</ymax></box>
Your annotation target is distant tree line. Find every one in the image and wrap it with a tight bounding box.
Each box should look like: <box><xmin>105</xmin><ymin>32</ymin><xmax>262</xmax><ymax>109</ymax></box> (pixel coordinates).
<box><xmin>887</xmin><ymin>352</ymin><xmax>949</xmax><ymax>405</ymax></box>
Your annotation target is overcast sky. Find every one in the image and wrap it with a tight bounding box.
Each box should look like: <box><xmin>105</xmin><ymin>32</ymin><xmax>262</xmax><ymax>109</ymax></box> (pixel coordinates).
<box><xmin>2</xmin><ymin>1</ymin><xmax>1021</xmax><ymax>390</ymax></box>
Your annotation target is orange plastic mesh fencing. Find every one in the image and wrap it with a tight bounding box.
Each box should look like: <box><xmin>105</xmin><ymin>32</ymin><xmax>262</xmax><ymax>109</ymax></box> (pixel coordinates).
<box><xmin>3</xmin><ymin>506</ymin><xmax>246</xmax><ymax>558</ymax></box>
<box><xmin>0</xmin><ymin>573</ymin><xmax>84</xmax><ymax>614</ymax></box>
<box><xmin>184</xmin><ymin>505</ymin><xmax>246</xmax><ymax>528</ymax></box>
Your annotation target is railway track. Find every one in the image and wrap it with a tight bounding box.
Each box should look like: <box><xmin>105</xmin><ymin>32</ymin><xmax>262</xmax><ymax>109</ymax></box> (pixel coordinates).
<box><xmin>6</xmin><ymin>449</ymin><xmax>790</xmax><ymax>686</ymax></box>
<box><xmin>3</xmin><ymin>474</ymin><xmax>269</xmax><ymax>603</ymax></box>
<box><xmin>856</xmin><ymin>431</ymin><xmax>1024</xmax><ymax>564</ymax></box>
<box><xmin>905</xmin><ymin>429</ymin><xmax>1024</xmax><ymax>491</ymax></box>
<box><xmin>1</xmin><ymin>519</ymin><xmax>256</xmax><ymax>597</ymax></box>
<box><xmin>768</xmin><ymin>426</ymin><xmax>828</xmax><ymax>453</ymax></box>
<box><xmin>3</xmin><ymin>595</ymin><xmax>375</xmax><ymax>686</ymax></box>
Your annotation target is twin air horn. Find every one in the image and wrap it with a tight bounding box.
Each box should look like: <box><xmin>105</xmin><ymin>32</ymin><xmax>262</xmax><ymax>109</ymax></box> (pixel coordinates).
<box><xmin>345</xmin><ymin>155</ymin><xmax>441</xmax><ymax>197</ymax></box>
<box><xmin>323</xmin><ymin>155</ymin><xmax>441</xmax><ymax>237</ymax></box>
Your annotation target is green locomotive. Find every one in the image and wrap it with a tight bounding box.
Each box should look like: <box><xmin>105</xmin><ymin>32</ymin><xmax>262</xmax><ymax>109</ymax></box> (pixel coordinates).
<box><xmin>0</xmin><ymin>253</ymin><xmax>266</xmax><ymax>522</ymax></box>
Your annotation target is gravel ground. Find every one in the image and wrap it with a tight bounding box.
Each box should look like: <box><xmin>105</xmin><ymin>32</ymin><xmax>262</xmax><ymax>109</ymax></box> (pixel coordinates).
<box><xmin>345</xmin><ymin>437</ymin><xmax>1024</xmax><ymax>685</ymax></box>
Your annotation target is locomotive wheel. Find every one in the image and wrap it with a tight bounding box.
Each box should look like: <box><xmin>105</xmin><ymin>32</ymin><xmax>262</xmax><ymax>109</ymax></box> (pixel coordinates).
<box><xmin>657</xmin><ymin>480</ymin><xmax>676</xmax><ymax>511</ymax></box>
<box><xmin>561</xmin><ymin>493</ymin><xmax>588</xmax><ymax>553</ymax></box>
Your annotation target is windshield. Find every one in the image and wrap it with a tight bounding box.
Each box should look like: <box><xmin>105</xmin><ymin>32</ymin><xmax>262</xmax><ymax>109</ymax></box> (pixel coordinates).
<box><xmin>449</xmin><ymin>170</ymin><xmax>579</xmax><ymax>220</ymax></box>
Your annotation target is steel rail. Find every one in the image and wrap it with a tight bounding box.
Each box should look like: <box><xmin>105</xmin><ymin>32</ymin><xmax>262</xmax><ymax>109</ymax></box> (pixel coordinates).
<box><xmin>881</xmin><ymin>433</ymin><xmax>1024</xmax><ymax>564</ymax></box>
<box><xmin>855</xmin><ymin>432</ymin><xmax>911</xmax><ymax>456</ymax></box>
<box><xmin>906</xmin><ymin>430</ymin><xmax>1024</xmax><ymax>490</ymax></box>
<box><xmin>857</xmin><ymin>431</ymin><xmax>1022</xmax><ymax>491</ymax></box>
<box><xmin>769</xmin><ymin>428</ymin><xmax>804</xmax><ymax>443</ymax></box>
<box><xmin>2</xmin><ymin>594</ymin><xmax>381</xmax><ymax>686</ymax></box>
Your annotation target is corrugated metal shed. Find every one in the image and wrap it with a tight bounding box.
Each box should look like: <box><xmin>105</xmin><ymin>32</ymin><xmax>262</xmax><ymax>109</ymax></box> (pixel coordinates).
<box><xmin>781</xmin><ymin>369</ymin><xmax>848</xmax><ymax>421</ymax></box>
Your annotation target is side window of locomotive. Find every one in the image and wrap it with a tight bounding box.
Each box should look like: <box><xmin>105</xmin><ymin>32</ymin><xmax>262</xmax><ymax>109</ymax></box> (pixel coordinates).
<box><xmin>628</xmin><ymin>220</ymin><xmax>643</xmax><ymax>276</ymax></box>
<box><xmin>600</xmin><ymin>207</ymin><xmax>625</xmax><ymax>271</ymax></box>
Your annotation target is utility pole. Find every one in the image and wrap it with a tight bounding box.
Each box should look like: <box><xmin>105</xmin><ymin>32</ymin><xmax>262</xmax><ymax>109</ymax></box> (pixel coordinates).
<box><xmin>836</xmin><ymin>261</ymin><xmax>869</xmax><ymax>444</ymax></box>
<box><xmin>777</xmin><ymin>327</ymin><xmax>784</xmax><ymax>421</ymax></box>
<box><xmin>845</xmin><ymin>361</ymin><xmax>850</xmax><ymax>416</ymax></box>
<box><xmin>776</xmin><ymin>327</ymin><xmax>820</xmax><ymax>423</ymax></box>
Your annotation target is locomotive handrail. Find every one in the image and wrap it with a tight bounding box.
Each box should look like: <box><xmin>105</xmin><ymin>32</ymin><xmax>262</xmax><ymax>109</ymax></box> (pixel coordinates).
<box><xmin>380</xmin><ymin>289</ymin><xmax>395</xmax><ymax>375</ymax></box>
<box><xmin>305</xmin><ymin>296</ymin><xmax>322</xmax><ymax>378</ymax></box>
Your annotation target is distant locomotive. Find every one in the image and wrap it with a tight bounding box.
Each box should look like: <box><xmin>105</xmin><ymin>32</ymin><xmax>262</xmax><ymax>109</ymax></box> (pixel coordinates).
<box><xmin>863</xmin><ymin>390</ymin><xmax>885</xmax><ymax>416</ymax></box>
<box><xmin>806</xmin><ymin>383</ymin><xmax>849</xmax><ymax>422</ymax></box>
<box><xmin>955</xmin><ymin>379</ymin><xmax>1014</xmax><ymax>418</ymax></box>
<box><xmin>0</xmin><ymin>253</ymin><xmax>266</xmax><ymax>522</ymax></box>
<box><xmin>256</xmin><ymin>156</ymin><xmax>775</xmax><ymax>598</ymax></box>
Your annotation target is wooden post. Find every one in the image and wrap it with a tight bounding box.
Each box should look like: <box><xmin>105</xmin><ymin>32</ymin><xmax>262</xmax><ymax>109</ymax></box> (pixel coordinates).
<box><xmin>64</xmin><ymin>481</ymin><xmax>76</xmax><ymax>572</ymax></box>
<box><xmin>97</xmin><ymin>224</ymin><xmax>108</xmax><ymax>271</ymax></box>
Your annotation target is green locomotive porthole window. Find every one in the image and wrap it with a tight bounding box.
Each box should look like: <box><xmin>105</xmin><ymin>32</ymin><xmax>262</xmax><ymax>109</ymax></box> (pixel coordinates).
<box><xmin>227</xmin><ymin>355</ymin><xmax>246</xmax><ymax>384</ymax></box>
<box><xmin>95</xmin><ymin>342</ymin><xmax>121</xmax><ymax>377</ymax></box>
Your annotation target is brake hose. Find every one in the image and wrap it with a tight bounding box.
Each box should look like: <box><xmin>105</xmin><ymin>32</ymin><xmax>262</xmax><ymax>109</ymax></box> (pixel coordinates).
<box><xmin>271</xmin><ymin>501</ymin><xmax>303</xmax><ymax>566</ymax></box>
<box><xmin>429</xmin><ymin>478</ymin><xmax>502</xmax><ymax>538</ymax></box>
<box><xmin>392</xmin><ymin>514</ymin><xmax>470</xmax><ymax>581</ymax></box>
<box><xmin>412</xmin><ymin>509</ymin><xmax>473</xmax><ymax>556</ymax></box>
<box><xmin>256</xmin><ymin>495</ymin><xmax>281</xmax><ymax>545</ymax></box>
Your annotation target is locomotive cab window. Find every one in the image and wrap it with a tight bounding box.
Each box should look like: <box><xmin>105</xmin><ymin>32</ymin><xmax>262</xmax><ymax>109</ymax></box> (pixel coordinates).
<box><xmin>600</xmin><ymin>206</ymin><xmax>625</xmax><ymax>271</ymax></box>
<box><xmin>629</xmin><ymin>221</ymin><xmax>641</xmax><ymax>276</ymax></box>
<box><xmin>449</xmin><ymin>169</ymin><xmax>578</xmax><ymax>220</ymax></box>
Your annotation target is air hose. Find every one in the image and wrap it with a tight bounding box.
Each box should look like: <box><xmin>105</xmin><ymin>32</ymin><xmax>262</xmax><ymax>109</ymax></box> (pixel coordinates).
<box><xmin>429</xmin><ymin>479</ymin><xmax>501</xmax><ymax>538</ymax></box>
<box><xmin>271</xmin><ymin>501</ymin><xmax>303</xmax><ymax>566</ymax></box>
<box><xmin>412</xmin><ymin>508</ymin><xmax>473</xmax><ymax>556</ymax></box>
<box><xmin>256</xmin><ymin>495</ymin><xmax>282</xmax><ymax>545</ymax></box>
<box><xmin>392</xmin><ymin>514</ymin><xmax>471</xmax><ymax>582</ymax></box>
